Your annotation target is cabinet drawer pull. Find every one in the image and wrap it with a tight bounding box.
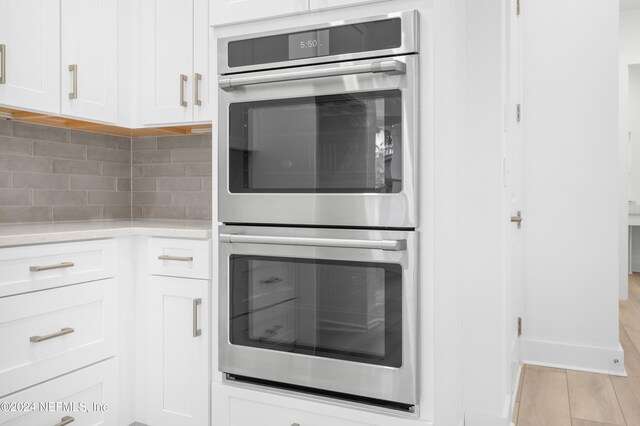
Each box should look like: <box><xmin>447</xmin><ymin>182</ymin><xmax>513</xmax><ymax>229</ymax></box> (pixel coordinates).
<box><xmin>68</xmin><ymin>64</ymin><xmax>78</xmax><ymax>99</ymax></box>
<box><xmin>30</xmin><ymin>327</ymin><xmax>75</xmax><ymax>343</ymax></box>
<box><xmin>193</xmin><ymin>298</ymin><xmax>202</xmax><ymax>337</ymax></box>
<box><xmin>194</xmin><ymin>72</ymin><xmax>202</xmax><ymax>106</ymax></box>
<box><xmin>54</xmin><ymin>416</ymin><xmax>75</xmax><ymax>426</ymax></box>
<box><xmin>291</xmin><ymin>423</ymin><xmax>301</xmax><ymax>426</ymax></box>
<box><xmin>0</xmin><ymin>44</ymin><xmax>6</xmax><ymax>84</ymax></box>
<box><xmin>158</xmin><ymin>255</ymin><xmax>193</xmax><ymax>262</ymax></box>
<box><xmin>29</xmin><ymin>262</ymin><xmax>75</xmax><ymax>272</ymax></box>
<box><xmin>180</xmin><ymin>74</ymin><xmax>188</xmax><ymax>107</ymax></box>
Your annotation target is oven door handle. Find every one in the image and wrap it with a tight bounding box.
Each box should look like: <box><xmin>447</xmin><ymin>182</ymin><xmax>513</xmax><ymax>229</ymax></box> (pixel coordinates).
<box><xmin>219</xmin><ymin>233</ymin><xmax>406</xmax><ymax>251</ymax></box>
<box><xmin>218</xmin><ymin>60</ymin><xmax>406</xmax><ymax>90</ymax></box>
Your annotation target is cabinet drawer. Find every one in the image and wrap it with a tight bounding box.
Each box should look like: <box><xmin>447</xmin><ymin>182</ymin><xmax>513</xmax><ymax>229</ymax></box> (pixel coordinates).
<box><xmin>0</xmin><ymin>279</ymin><xmax>117</xmax><ymax>397</ymax></box>
<box><xmin>0</xmin><ymin>358</ymin><xmax>117</xmax><ymax>425</ymax></box>
<box><xmin>148</xmin><ymin>238</ymin><xmax>210</xmax><ymax>279</ymax></box>
<box><xmin>0</xmin><ymin>239</ymin><xmax>117</xmax><ymax>297</ymax></box>
<box><xmin>230</xmin><ymin>398</ymin><xmax>374</xmax><ymax>426</ymax></box>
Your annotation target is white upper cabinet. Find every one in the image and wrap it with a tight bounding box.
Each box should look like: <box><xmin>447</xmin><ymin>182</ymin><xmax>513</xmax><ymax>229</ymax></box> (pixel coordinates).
<box><xmin>140</xmin><ymin>0</ymin><xmax>210</xmax><ymax>125</ymax></box>
<box><xmin>61</xmin><ymin>0</ymin><xmax>118</xmax><ymax>123</ymax></box>
<box><xmin>193</xmin><ymin>0</ymin><xmax>212</xmax><ymax>123</ymax></box>
<box><xmin>309</xmin><ymin>0</ymin><xmax>388</xmax><ymax>10</ymax></box>
<box><xmin>210</xmin><ymin>0</ymin><xmax>308</xmax><ymax>27</ymax></box>
<box><xmin>0</xmin><ymin>0</ymin><xmax>60</xmax><ymax>114</ymax></box>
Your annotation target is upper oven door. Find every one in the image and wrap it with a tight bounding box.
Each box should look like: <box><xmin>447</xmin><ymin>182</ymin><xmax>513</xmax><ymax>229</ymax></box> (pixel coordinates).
<box><xmin>218</xmin><ymin>54</ymin><xmax>418</xmax><ymax>228</ymax></box>
<box><xmin>218</xmin><ymin>225</ymin><xmax>418</xmax><ymax>406</ymax></box>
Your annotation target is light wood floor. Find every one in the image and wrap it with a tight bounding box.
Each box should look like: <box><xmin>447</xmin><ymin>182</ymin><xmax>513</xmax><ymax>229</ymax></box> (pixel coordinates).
<box><xmin>514</xmin><ymin>274</ymin><xmax>640</xmax><ymax>426</ymax></box>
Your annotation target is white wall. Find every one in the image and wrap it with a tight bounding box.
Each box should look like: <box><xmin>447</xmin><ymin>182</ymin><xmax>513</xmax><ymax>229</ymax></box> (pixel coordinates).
<box><xmin>621</xmin><ymin>10</ymin><xmax>640</xmax><ymax>282</ymax></box>
<box><xmin>521</xmin><ymin>0</ymin><xmax>624</xmax><ymax>374</ymax></box>
<box><xmin>629</xmin><ymin>67</ymin><xmax>640</xmax><ymax>205</ymax></box>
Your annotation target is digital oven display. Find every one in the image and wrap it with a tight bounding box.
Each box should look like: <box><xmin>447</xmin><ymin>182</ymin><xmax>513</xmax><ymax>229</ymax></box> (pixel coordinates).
<box><xmin>288</xmin><ymin>30</ymin><xmax>330</xmax><ymax>60</ymax></box>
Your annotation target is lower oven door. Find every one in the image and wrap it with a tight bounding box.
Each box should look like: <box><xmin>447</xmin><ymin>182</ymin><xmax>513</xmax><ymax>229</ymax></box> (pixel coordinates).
<box><xmin>218</xmin><ymin>225</ymin><xmax>417</xmax><ymax>406</ymax></box>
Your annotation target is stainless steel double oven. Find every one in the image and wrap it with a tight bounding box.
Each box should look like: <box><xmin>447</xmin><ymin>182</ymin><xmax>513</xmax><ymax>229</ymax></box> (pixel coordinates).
<box><xmin>217</xmin><ymin>10</ymin><xmax>420</xmax><ymax>412</ymax></box>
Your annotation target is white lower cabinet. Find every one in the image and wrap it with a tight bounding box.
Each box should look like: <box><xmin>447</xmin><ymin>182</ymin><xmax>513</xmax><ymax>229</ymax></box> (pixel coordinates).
<box><xmin>147</xmin><ymin>275</ymin><xmax>209</xmax><ymax>426</ymax></box>
<box><xmin>229</xmin><ymin>398</ymin><xmax>374</xmax><ymax>426</ymax></box>
<box><xmin>0</xmin><ymin>278</ymin><xmax>118</xmax><ymax>397</ymax></box>
<box><xmin>0</xmin><ymin>358</ymin><xmax>117</xmax><ymax>425</ymax></box>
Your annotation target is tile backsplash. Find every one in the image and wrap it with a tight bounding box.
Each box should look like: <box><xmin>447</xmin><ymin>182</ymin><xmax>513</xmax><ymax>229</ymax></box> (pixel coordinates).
<box><xmin>132</xmin><ymin>135</ymin><xmax>212</xmax><ymax>221</ymax></box>
<box><xmin>0</xmin><ymin>121</ymin><xmax>212</xmax><ymax>224</ymax></box>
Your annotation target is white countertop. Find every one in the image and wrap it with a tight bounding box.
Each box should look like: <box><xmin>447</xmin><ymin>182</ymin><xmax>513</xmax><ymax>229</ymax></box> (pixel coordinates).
<box><xmin>0</xmin><ymin>219</ymin><xmax>213</xmax><ymax>247</ymax></box>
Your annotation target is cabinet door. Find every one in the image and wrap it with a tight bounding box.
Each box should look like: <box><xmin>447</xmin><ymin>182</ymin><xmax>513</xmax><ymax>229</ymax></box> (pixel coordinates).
<box><xmin>147</xmin><ymin>276</ymin><xmax>208</xmax><ymax>426</ymax></box>
<box><xmin>0</xmin><ymin>0</ymin><xmax>60</xmax><ymax>114</ymax></box>
<box><xmin>140</xmin><ymin>0</ymin><xmax>194</xmax><ymax>125</ymax></box>
<box><xmin>210</xmin><ymin>0</ymin><xmax>308</xmax><ymax>27</ymax></box>
<box><xmin>309</xmin><ymin>0</ymin><xmax>387</xmax><ymax>10</ymax></box>
<box><xmin>60</xmin><ymin>0</ymin><xmax>118</xmax><ymax>123</ymax></box>
<box><xmin>193</xmin><ymin>0</ymin><xmax>211</xmax><ymax>123</ymax></box>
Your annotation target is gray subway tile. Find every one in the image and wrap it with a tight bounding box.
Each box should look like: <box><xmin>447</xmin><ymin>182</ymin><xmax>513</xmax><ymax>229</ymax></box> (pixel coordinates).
<box><xmin>0</xmin><ymin>154</ymin><xmax>52</xmax><ymax>173</ymax></box>
<box><xmin>131</xmin><ymin>205</ymin><xmax>143</xmax><ymax>218</ymax></box>
<box><xmin>34</xmin><ymin>140</ymin><xmax>86</xmax><ymax>160</ymax></box>
<box><xmin>132</xmin><ymin>178</ymin><xmax>157</xmax><ymax>191</ymax></box>
<box><xmin>13</xmin><ymin>173</ymin><xmax>69</xmax><ymax>190</ymax></box>
<box><xmin>157</xmin><ymin>177</ymin><xmax>202</xmax><ymax>192</ymax></box>
<box><xmin>0</xmin><ymin>172</ymin><xmax>10</xmax><ymax>187</ymax></box>
<box><xmin>33</xmin><ymin>190</ymin><xmax>87</xmax><ymax>205</ymax></box>
<box><xmin>117</xmin><ymin>138</ymin><xmax>131</xmax><ymax>151</ymax></box>
<box><xmin>117</xmin><ymin>178</ymin><xmax>131</xmax><ymax>192</ymax></box>
<box><xmin>88</xmin><ymin>191</ymin><xmax>131</xmax><ymax>205</ymax></box>
<box><xmin>132</xmin><ymin>164</ymin><xmax>186</xmax><ymax>177</ymax></box>
<box><xmin>70</xmin><ymin>130</ymin><xmax>130</xmax><ymax>150</ymax></box>
<box><xmin>171</xmin><ymin>148</ymin><xmax>212</xmax><ymax>163</ymax></box>
<box><xmin>186</xmin><ymin>163</ymin><xmax>212</xmax><ymax>177</ymax></box>
<box><xmin>53</xmin><ymin>159</ymin><xmax>101</xmax><ymax>176</ymax></box>
<box><xmin>133</xmin><ymin>192</ymin><xmax>172</xmax><ymax>205</ymax></box>
<box><xmin>0</xmin><ymin>120</ymin><xmax>12</xmax><ymax>136</ymax></box>
<box><xmin>53</xmin><ymin>205</ymin><xmax>102</xmax><ymax>221</ymax></box>
<box><xmin>141</xmin><ymin>205</ymin><xmax>186</xmax><ymax>220</ymax></box>
<box><xmin>0</xmin><ymin>206</ymin><xmax>51</xmax><ymax>223</ymax></box>
<box><xmin>186</xmin><ymin>206</ymin><xmax>212</xmax><ymax>221</ymax></box>
<box><xmin>87</xmin><ymin>146</ymin><xmax>131</xmax><ymax>164</ymax></box>
<box><xmin>103</xmin><ymin>205</ymin><xmax>131</xmax><ymax>219</ymax></box>
<box><xmin>70</xmin><ymin>175</ymin><xmax>116</xmax><ymax>191</ymax></box>
<box><xmin>0</xmin><ymin>189</ymin><xmax>32</xmax><ymax>205</ymax></box>
<box><xmin>156</xmin><ymin>134</ymin><xmax>210</xmax><ymax>150</ymax></box>
<box><xmin>103</xmin><ymin>162</ymin><xmax>131</xmax><ymax>177</ymax></box>
<box><xmin>132</xmin><ymin>137</ymin><xmax>157</xmax><ymax>151</ymax></box>
<box><xmin>172</xmin><ymin>191</ymin><xmax>211</xmax><ymax>207</ymax></box>
<box><xmin>0</xmin><ymin>136</ymin><xmax>32</xmax><ymax>155</ymax></box>
<box><xmin>202</xmin><ymin>177</ymin><xmax>212</xmax><ymax>192</ymax></box>
<box><xmin>13</xmin><ymin>122</ymin><xmax>69</xmax><ymax>143</ymax></box>
<box><xmin>133</xmin><ymin>150</ymin><xmax>171</xmax><ymax>164</ymax></box>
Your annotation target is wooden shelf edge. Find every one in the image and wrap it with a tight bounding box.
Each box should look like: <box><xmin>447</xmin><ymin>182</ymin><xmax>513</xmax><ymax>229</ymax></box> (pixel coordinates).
<box><xmin>0</xmin><ymin>106</ymin><xmax>212</xmax><ymax>138</ymax></box>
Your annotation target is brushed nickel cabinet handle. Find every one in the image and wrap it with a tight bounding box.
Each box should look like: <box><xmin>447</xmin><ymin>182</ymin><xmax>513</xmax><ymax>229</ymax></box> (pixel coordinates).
<box><xmin>68</xmin><ymin>64</ymin><xmax>77</xmax><ymax>99</ymax></box>
<box><xmin>29</xmin><ymin>261</ymin><xmax>75</xmax><ymax>272</ymax></box>
<box><xmin>194</xmin><ymin>72</ymin><xmax>202</xmax><ymax>106</ymax></box>
<box><xmin>54</xmin><ymin>416</ymin><xmax>75</xmax><ymax>426</ymax></box>
<box><xmin>180</xmin><ymin>74</ymin><xmax>188</xmax><ymax>107</ymax></box>
<box><xmin>193</xmin><ymin>298</ymin><xmax>202</xmax><ymax>337</ymax></box>
<box><xmin>291</xmin><ymin>423</ymin><xmax>301</xmax><ymax>426</ymax></box>
<box><xmin>0</xmin><ymin>44</ymin><xmax>6</xmax><ymax>85</ymax></box>
<box><xmin>511</xmin><ymin>211</ymin><xmax>523</xmax><ymax>228</ymax></box>
<box><xmin>158</xmin><ymin>255</ymin><xmax>193</xmax><ymax>262</ymax></box>
<box><xmin>30</xmin><ymin>327</ymin><xmax>75</xmax><ymax>343</ymax></box>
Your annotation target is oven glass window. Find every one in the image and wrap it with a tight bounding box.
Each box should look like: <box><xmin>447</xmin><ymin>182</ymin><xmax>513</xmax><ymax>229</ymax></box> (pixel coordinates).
<box><xmin>229</xmin><ymin>255</ymin><xmax>403</xmax><ymax>367</ymax></box>
<box><xmin>228</xmin><ymin>90</ymin><xmax>402</xmax><ymax>193</ymax></box>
